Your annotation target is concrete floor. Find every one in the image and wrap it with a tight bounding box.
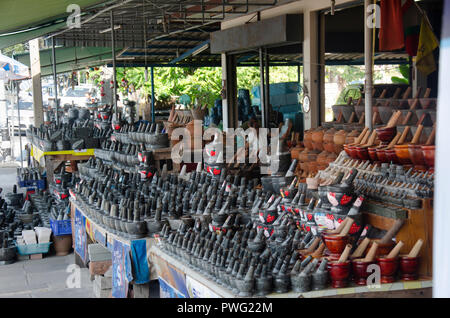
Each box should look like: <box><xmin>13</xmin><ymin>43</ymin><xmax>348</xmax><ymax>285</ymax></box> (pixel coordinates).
<box><xmin>0</xmin><ymin>253</ymin><xmax>94</xmax><ymax>298</ymax></box>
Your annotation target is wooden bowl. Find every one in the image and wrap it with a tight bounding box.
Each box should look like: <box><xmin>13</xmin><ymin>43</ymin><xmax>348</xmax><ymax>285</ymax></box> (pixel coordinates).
<box><xmin>377</xmin><ymin>256</ymin><xmax>399</xmax><ymax>284</ymax></box>
<box><xmin>421</xmin><ymin>145</ymin><xmax>435</xmax><ymax>168</ymax></box>
<box><xmin>394</xmin><ymin>144</ymin><xmax>412</xmax><ymax>165</ymax></box>
<box><xmin>376</xmin><ymin>127</ymin><xmax>396</xmax><ymax>143</ymax></box>
<box><xmin>409</xmin><ymin>144</ymin><xmax>426</xmax><ymax>166</ymax></box>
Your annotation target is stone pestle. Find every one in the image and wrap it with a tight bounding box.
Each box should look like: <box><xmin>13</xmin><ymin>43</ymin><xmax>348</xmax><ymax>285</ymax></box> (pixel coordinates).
<box><xmin>292</xmin><ymin>258</ymin><xmax>319</xmax><ymax>293</ymax></box>
<box><xmin>255</xmin><ymin>264</ymin><xmax>273</xmax><ymax>296</ymax></box>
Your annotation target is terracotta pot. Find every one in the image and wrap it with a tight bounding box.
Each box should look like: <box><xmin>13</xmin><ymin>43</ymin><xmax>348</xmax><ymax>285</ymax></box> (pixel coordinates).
<box><xmin>394</xmin><ymin>144</ymin><xmax>412</xmax><ymax>165</ymax></box>
<box><xmin>307</xmin><ymin>162</ymin><xmax>319</xmax><ymax>174</ymax></box>
<box><xmin>376</xmin><ymin>127</ymin><xmax>396</xmax><ymax>143</ymax></box>
<box><xmin>399</xmin><ymin>255</ymin><xmax>420</xmax><ymax>281</ymax></box>
<box><xmin>304</xmin><ymin>130</ymin><xmax>315</xmax><ymax>150</ymax></box>
<box><xmin>325</xmin><ymin>152</ymin><xmax>337</xmax><ymax>164</ymax></box>
<box><xmin>422</xmin><ymin>145</ymin><xmax>435</xmax><ymax>168</ymax></box>
<box><xmin>317</xmin><ymin>151</ymin><xmax>330</xmax><ymax>166</ymax></box>
<box><xmin>376</xmin><ymin>256</ymin><xmax>399</xmax><ymax>284</ymax></box>
<box><xmin>299</xmin><ymin>149</ymin><xmax>310</xmax><ymax>162</ymax></box>
<box><xmin>333</xmin><ymin>130</ymin><xmax>348</xmax><ymax>154</ymax></box>
<box><xmin>291</xmin><ymin>146</ymin><xmax>304</xmax><ymax>161</ymax></box>
<box><xmin>312</xmin><ymin>128</ymin><xmax>325</xmax><ymax>152</ymax></box>
<box><xmin>53</xmin><ymin>235</ymin><xmax>73</xmax><ymax>256</ymax></box>
<box><xmin>323</xmin><ymin>128</ymin><xmax>337</xmax><ymax>153</ymax></box>
<box><xmin>345</xmin><ymin>130</ymin><xmax>361</xmax><ymax>146</ymax></box>
<box><xmin>329</xmin><ymin>261</ymin><xmax>351</xmax><ymax>288</ymax></box>
<box><xmin>352</xmin><ymin>259</ymin><xmax>376</xmax><ymax>286</ymax></box>
<box><xmin>322</xmin><ymin>234</ymin><xmax>349</xmax><ymax>259</ymax></box>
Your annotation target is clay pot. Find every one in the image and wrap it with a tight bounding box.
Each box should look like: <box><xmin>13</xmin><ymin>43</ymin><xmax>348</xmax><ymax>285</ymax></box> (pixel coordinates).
<box><xmin>376</xmin><ymin>127</ymin><xmax>396</xmax><ymax>143</ymax></box>
<box><xmin>329</xmin><ymin>260</ymin><xmax>351</xmax><ymax>288</ymax></box>
<box><xmin>311</xmin><ymin>128</ymin><xmax>325</xmax><ymax>152</ymax></box>
<box><xmin>53</xmin><ymin>235</ymin><xmax>73</xmax><ymax>256</ymax></box>
<box><xmin>322</xmin><ymin>234</ymin><xmax>349</xmax><ymax>259</ymax></box>
<box><xmin>304</xmin><ymin>130</ymin><xmax>315</xmax><ymax>150</ymax></box>
<box><xmin>352</xmin><ymin>259</ymin><xmax>376</xmax><ymax>286</ymax></box>
<box><xmin>422</xmin><ymin>145</ymin><xmax>435</xmax><ymax>168</ymax></box>
<box><xmin>333</xmin><ymin>130</ymin><xmax>348</xmax><ymax>154</ymax></box>
<box><xmin>376</xmin><ymin>256</ymin><xmax>399</xmax><ymax>284</ymax></box>
<box><xmin>291</xmin><ymin>146</ymin><xmax>304</xmax><ymax>161</ymax></box>
<box><xmin>323</xmin><ymin>128</ymin><xmax>337</xmax><ymax>153</ymax></box>
<box><xmin>399</xmin><ymin>255</ymin><xmax>420</xmax><ymax>281</ymax></box>
<box><xmin>325</xmin><ymin>152</ymin><xmax>337</xmax><ymax>164</ymax></box>
<box><xmin>317</xmin><ymin>151</ymin><xmax>330</xmax><ymax>166</ymax></box>
<box><xmin>344</xmin><ymin>130</ymin><xmax>360</xmax><ymax>146</ymax></box>
<box><xmin>394</xmin><ymin>144</ymin><xmax>412</xmax><ymax>165</ymax></box>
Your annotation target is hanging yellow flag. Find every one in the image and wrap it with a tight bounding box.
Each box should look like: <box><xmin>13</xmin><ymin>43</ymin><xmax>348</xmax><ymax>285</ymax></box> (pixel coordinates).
<box><xmin>416</xmin><ymin>18</ymin><xmax>439</xmax><ymax>76</ymax></box>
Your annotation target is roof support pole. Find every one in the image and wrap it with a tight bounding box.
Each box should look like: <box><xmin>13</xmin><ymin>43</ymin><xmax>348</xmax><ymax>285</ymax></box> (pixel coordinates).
<box><xmin>110</xmin><ymin>10</ymin><xmax>118</xmax><ymax>114</ymax></box>
<box><xmin>151</xmin><ymin>66</ymin><xmax>155</xmax><ymax>123</ymax></box>
<box><xmin>259</xmin><ymin>47</ymin><xmax>268</xmax><ymax>128</ymax></box>
<box><xmin>51</xmin><ymin>37</ymin><xmax>59</xmax><ymax>125</ymax></box>
<box><xmin>264</xmin><ymin>48</ymin><xmax>270</xmax><ymax>127</ymax></box>
<box><xmin>16</xmin><ymin>83</ymin><xmax>23</xmax><ymax>168</ymax></box>
<box><xmin>364</xmin><ymin>0</ymin><xmax>373</xmax><ymax>129</ymax></box>
<box><xmin>29</xmin><ymin>39</ymin><xmax>43</xmax><ymax>127</ymax></box>
<box><xmin>302</xmin><ymin>9</ymin><xmax>320</xmax><ymax>130</ymax></box>
<box><xmin>221</xmin><ymin>53</ymin><xmax>238</xmax><ymax>131</ymax></box>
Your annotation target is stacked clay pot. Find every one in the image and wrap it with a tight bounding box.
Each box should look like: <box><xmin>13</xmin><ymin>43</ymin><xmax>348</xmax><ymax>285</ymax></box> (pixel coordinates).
<box><xmin>333</xmin><ymin>130</ymin><xmax>348</xmax><ymax>154</ymax></box>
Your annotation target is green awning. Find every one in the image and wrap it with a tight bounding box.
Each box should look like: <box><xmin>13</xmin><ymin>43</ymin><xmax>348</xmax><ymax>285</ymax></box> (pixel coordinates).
<box><xmin>15</xmin><ymin>47</ymin><xmax>121</xmax><ymax>76</ymax></box>
<box><xmin>0</xmin><ymin>0</ymin><xmax>107</xmax><ymax>34</ymax></box>
<box><xmin>0</xmin><ymin>22</ymin><xmax>66</xmax><ymax>50</ymax></box>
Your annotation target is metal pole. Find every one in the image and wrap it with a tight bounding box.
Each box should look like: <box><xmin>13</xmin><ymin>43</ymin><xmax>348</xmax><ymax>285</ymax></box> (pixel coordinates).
<box><xmin>364</xmin><ymin>0</ymin><xmax>373</xmax><ymax>129</ymax></box>
<box><xmin>110</xmin><ymin>10</ymin><xmax>118</xmax><ymax>114</ymax></box>
<box><xmin>16</xmin><ymin>83</ymin><xmax>23</xmax><ymax>168</ymax></box>
<box><xmin>264</xmin><ymin>48</ymin><xmax>270</xmax><ymax>125</ymax></box>
<box><xmin>51</xmin><ymin>38</ymin><xmax>59</xmax><ymax>125</ymax></box>
<box><xmin>259</xmin><ymin>48</ymin><xmax>267</xmax><ymax>128</ymax></box>
<box><xmin>151</xmin><ymin>66</ymin><xmax>155</xmax><ymax>123</ymax></box>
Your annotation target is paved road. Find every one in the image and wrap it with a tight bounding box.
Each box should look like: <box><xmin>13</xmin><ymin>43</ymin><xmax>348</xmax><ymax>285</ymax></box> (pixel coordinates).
<box><xmin>0</xmin><ymin>253</ymin><xmax>94</xmax><ymax>298</ymax></box>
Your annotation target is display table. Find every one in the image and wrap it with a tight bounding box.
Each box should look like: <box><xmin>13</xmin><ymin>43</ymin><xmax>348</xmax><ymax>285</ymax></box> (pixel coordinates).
<box><xmin>150</xmin><ymin>245</ymin><xmax>432</xmax><ymax>298</ymax></box>
<box><xmin>70</xmin><ymin>197</ymin><xmax>157</xmax><ymax>298</ymax></box>
<box><xmin>31</xmin><ymin>144</ymin><xmax>95</xmax><ymax>182</ymax></box>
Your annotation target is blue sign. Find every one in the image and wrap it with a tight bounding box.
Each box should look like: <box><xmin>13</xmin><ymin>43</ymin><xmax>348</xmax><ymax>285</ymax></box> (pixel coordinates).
<box><xmin>74</xmin><ymin>208</ymin><xmax>87</xmax><ymax>263</ymax></box>
<box><xmin>112</xmin><ymin>239</ymin><xmax>132</xmax><ymax>298</ymax></box>
<box><xmin>159</xmin><ymin>278</ymin><xmax>186</xmax><ymax>298</ymax></box>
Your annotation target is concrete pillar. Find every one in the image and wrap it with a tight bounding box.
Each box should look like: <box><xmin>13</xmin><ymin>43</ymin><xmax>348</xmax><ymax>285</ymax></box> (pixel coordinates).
<box><xmin>29</xmin><ymin>39</ymin><xmax>44</xmax><ymax>127</ymax></box>
<box><xmin>303</xmin><ymin>10</ymin><xmax>320</xmax><ymax>130</ymax></box>
<box><xmin>221</xmin><ymin>53</ymin><xmax>238</xmax><ymax>131</ymax></box>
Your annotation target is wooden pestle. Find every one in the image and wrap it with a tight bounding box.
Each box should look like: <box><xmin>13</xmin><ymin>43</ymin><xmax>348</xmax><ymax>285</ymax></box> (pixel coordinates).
<box><xmin>348</xmin><ymin>112</ymin><xmax>356</xmax><ymax>123</ymax></box>
<box><xmin>363</xmin><ymin>130</ymin><xmax>378</xmax><ymax>147</ymax></box>
<box><xmin>407</xmin><ymin>239</ymin><xmax>424</xmax><ymax>258</ymax></box>
<box><xmin>358</xmin><ymin>113</ymin><xmax>365</xmax><ymax>125</ymax></box>
<box><xmin>386</xmin><ymin>111</ymin><xmax>402</xmax><ymax>128</ymax></box>
<box><xmin>425</xmin><ymin>125</ymin><xmax>436</xmax><ymax>145</ymax></box>
<box><xmin>348</xmin><ymin>128</ymin><xmax>370</xmax><ymax>147</ymax></box>
<box><xmin>351</xmin><ymin>237</ymin><xmax>371</xmax><ymax>259</ymax></box>
<box><xmin>423</xmin><ymin>88</ymin><xmax>432</xmax><ymax>98</ymax></box>
<box><xmin>363</xmin><ymin>242</ymin><xmax>379</xmax><ymax>262</ymax></box>
<box><xmin>338</xmin><ymin>244</ymin><xmax>353</xmax><ymax>263</ymax></box>
<box><xmin>305</xmin><ymin>237</ymin><xmax>321</xmax><ymax>254</ymax></box>
<box><xmin>410</xmin><ymin>125</ymin><xmax>424</xmax><ymax>144</ymax></box>
<box><xmin>392</xmin><ymin>87</ymin><xmax>403</xmax><ymax>99</ymax></box>
<box><xmin>338</xmin><ymin>218</ymin><xmax>355</xmax><ymax>237</ymax></box>
<box><xmin>398</xmin><ymin>127</ymin><xmax>411</xmax><ymax>145</ymax></box>
<box><xmin>387</xmin><ymin>132</ymin><xmax>402</xmax><ymax>149</ymax></box>
<box><xmin>386</xmin><ymin>241</ymin><xmax>404</xmax><ymax>259</ymax></box>
<box><xmin>402</xmin><ymin>87</ymin><xmax>412</xmax><ymax>99</ymax></box>
<box><xmin>329</xmin><ymin>218</ymin><xmax>349</xmax><ymax>234</ymax></box>
<box><xmin>312</xmin><ymin>242</ymin><xmax>326</xmax><ymax>258</ymax></box>
<box><xmin>379</xmin><ymin>219</ymin><xmax>405</xmax><ymax>244</ymax></box>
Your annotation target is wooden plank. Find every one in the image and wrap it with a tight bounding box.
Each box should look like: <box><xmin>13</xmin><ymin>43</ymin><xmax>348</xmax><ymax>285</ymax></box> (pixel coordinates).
<box><xmin>363</xmin><ymin>212</ymin><xmax>395</xmax><ymax>231</ymax></box>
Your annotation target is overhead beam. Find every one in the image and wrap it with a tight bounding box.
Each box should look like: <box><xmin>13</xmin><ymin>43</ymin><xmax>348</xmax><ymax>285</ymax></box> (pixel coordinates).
<box><xmin>169</xmin><ymin>40</ymin><xmax>210</xmax><ymax>64</ymax></box>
